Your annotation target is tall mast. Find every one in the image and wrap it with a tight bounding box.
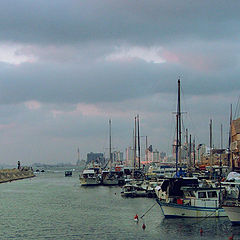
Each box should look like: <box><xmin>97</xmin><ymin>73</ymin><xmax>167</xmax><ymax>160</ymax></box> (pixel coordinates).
<box><xmin>137</xmin><ymin>115</ymin><xmax>141</xmax><ymax>169</ymax></box>
<box><xmin>193</xmin><ymin>137</ymin><xmax>196</xmax><ymax>168</ymax></box>
<box><xmin>145</xmin><ymin>136</ymin><xmax>148</xmax><ymax>163</ymax></box>
<box><xmin>189</xmin><ymin>134</ymin><xmax>192</xmax><ymax>168</ymax></box>
<box><xmin>178</xmin><ymin>79</ymin><xmax>182</xmax><ymax>167</ymax></box>
<box><xmin>186</xmin><ymin>128</ymin><xmax>188</xmax><ymax>166</ymax></box>
<box><xmin>109</xmin><ymin>119</ymin><xmax>112</xmax><ymax>170</ymax></box>
<box><xmin>228</xmin><ymin>104</ymin><xmax>234</xmax><ymax>170</ymax></box>
<box><xmin>133</xmin><ymin>116</ymin><xmax>137</xmax><ymax>176</ymax></box>
<box><xmin>176</xmin><ymin>114</ymin><xmax>179</xmax><ymax>176</ymax></box>
<box><xmin>220</xmin><ymin>124</ymin><xmax>223</xmax><ymax>177</ymax></box>
<box><xmin>210</xmin><ymin>119</ymin><xmax>213</xmax><ymax>178</ymax></box>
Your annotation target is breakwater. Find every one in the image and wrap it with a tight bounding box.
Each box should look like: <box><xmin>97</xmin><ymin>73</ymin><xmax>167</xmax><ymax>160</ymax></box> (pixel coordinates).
<box><xmin>0</xmin><ymin>168</ymin><xmax>35</xmax><ymax>183</ymax></box>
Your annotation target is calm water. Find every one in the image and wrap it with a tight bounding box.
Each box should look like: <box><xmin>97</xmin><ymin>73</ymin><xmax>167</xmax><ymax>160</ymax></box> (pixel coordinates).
<box><xmin>0</xmin><ymin>171</ymin><xmax>239</xmax><ymax>240</ymax></box>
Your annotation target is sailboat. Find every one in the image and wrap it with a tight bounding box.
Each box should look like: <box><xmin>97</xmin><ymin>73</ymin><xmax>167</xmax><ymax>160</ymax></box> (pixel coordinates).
<box><xmin>121</xmin><ymin>115</ymin><xmax>153</xmax><ymax>197</ymax></box>
<box><xmin>156</xmin><ymin>79</ymin><xmax>226</xmax><ymax>218</ymax></box>
<box><xmin>102</xmin><ymin>119</ymin><xmax>125</xmax><ymax>186</ymax></box>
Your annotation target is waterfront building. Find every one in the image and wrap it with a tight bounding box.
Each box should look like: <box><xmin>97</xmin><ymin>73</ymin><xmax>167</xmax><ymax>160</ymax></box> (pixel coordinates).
<box><xmin>231</xmin><ymin>117</ymin><xmax>240</xmax><ymax>169</ymax></box>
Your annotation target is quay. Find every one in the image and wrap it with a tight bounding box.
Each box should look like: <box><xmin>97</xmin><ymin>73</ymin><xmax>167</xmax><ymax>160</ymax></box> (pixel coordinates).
<box><xmin>0</xmin><ymin>167</ymin><xmax>35</xmax><ymax>183</ymax></box>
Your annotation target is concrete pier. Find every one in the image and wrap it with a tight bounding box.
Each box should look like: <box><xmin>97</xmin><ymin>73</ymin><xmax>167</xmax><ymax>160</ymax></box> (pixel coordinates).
<box><xmin>0</xmin><ymin>168</ymin><xmax>35</xmax><ymax>183</ymax></box>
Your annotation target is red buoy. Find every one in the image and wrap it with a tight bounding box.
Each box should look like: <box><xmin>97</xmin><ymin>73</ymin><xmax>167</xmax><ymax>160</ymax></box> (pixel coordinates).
<box><xmin>142</xmin><ymin>223</ymin><xmax>146</xmax><ymax>230</ymax></box>
<box><xmin>229</xmin><ymin>234</ymin><xmax>234</xmax><ymax>240</ymax></box>
<box><xmin>200</xmin><ymin>228</ymin><xmax>203</xmax><ymax>236</ymax></box>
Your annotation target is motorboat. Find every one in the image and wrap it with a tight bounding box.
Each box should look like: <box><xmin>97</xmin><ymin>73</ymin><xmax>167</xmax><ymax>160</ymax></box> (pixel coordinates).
<box><xmin>80</xmin><ymin>167</ymin><xmax>101</xmax><ymax>186</ymax></box>
<box><xmin>156</xmin><ymin>178</ymin><xmax>226</xmax><ymax>218</ymax></box>
<box><xmin>65</xmin><ymin>170</ymin><xmax>72</xmax><ymax>177</ymax></box>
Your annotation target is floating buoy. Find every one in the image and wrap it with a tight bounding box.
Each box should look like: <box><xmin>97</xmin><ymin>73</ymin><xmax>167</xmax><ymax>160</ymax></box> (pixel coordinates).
<box><xmin>200</xmin><ymin>228</ymin><xmax>203</xmax><ymax>236</ymax></box>
<box><xmin>134</xmin><ymin>214</ymin><xmax>139</xmax><ymax>222</ymax></box>
<box><xmin>142</xmin><ymin>223</ymin><xmax>146</xmax><ymax>230</ymax></box>
<box><xmin>229</xmin><ymin>234</ymin><xmax>234</xmax><ymax>240</ymax></box>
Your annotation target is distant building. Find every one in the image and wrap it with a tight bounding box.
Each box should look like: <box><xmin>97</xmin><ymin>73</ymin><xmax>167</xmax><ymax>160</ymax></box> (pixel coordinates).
<box><xmin>125</xmin><ymin>147</ymin><xmax>134</xmax><ymax>166</ymax></box>
<box><xmin>87</xmin><ymin>152</ymin><xmax>105</xmax><ymax>164</ymax></box>
<box><xmin>152</xmin><ymin>149</ymin><xmax>160</xmax><ymax>163</ymax></box>
<box><xmin>112</xmin><ymin>151</ymin><xmax>124</xmax><ymax>164</ymax></box>
<box><xmin>160</xmin><ymin>152</ymin><xmax>166</xmax><ymax>160</ymax></box>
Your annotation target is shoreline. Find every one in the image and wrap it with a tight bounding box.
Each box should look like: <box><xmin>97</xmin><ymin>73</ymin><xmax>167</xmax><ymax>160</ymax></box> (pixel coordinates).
<box><xmin>0</xmin><ymin>168</ymin><xmax>35</xmax><ymax>184</ymax></box>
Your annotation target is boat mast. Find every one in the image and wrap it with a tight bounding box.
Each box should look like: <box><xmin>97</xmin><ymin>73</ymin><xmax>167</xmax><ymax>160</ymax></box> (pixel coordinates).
<box><xmin>133</xmin><ymin>116</ymin><xmax>137</xmax><ymax>177</ymax></box>
<box><xmin>210</xmin><ymin>119</ymin><xmax>213</xmax><ymax>178</ymax></box>
<box><xmin>175</xmin><ymin>78</ymin><xmax>182</xmax><ymax>176</ymax></box>
<box><xmin>189</xmin><ymin>134</ymin><xmax>192</xmax><ymax>169</ymax></box>
<box><xmin>193</xmin><ymin>137</ymin><xmax>196</xmax><ymax>169</ymax></box>
<box><xmin>109</xmin><ymin>119</ymin><xmax>112</xmax><ymax>170</ymax></box>
<box><xmin>137</xmin><ymin>115</ymin><xmax>141</xmax><ymax>170</ymax></box>
<box><xmin>228</xmin><ymin>104</ymin><xmax>234</xmax><ymax>170</ymax></box>
<box><xmin>178</xmin><ymin>79</ymin><xmax>182</xmax><ymax>168</ymax></box>
<box><xmin>145</xmin><ymin>136</ymin><xmax>148</xmax><ymax>163</ymax></box>
<box><xmin>220</xmin><ymin>123</ymin><xmax>223</xmax><ymax>178</ymax></box>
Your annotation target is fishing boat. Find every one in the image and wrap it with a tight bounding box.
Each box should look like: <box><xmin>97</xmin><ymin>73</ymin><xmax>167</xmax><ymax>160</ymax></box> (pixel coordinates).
<box><xmin>79</xmin><ymin>163</ymin><xmax>101</xmax><ymax>186</ymax></box>
<box><xmin>156</xmin><ymin>177</ymin><xmax>226</xmax><ymax>218</ymax></box>
<box><xmin>102</xmin><ymin>169</ymin><xmax>125</xmax><ymax>186</ymax></box>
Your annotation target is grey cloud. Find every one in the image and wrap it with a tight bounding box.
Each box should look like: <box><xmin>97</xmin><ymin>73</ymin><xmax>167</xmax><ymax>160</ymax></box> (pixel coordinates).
<box><xmin>0</xmin><ymin>1</ymin><xmax>240</xmax><ymax>45</ymax></box>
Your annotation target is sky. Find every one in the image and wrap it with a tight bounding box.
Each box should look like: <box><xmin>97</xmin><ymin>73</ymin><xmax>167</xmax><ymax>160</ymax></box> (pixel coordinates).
<box><xmin>0</xmin><ymin>0</ymin><xmax>239</xmax><ymax>165</ymax></box>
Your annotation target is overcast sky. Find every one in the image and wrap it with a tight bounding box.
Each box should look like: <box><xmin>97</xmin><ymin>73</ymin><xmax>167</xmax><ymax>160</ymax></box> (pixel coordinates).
<box><xmin>0</xmin><ymin>0</ymin><xmax>239</xmax><ymax>165</ymax></box>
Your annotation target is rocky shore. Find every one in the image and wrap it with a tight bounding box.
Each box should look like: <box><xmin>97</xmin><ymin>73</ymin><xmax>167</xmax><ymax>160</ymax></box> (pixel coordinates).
<box><xmin>0</xmin><ymin>168</ymin><xmax>35</xmax><ymax>183</ymax></box>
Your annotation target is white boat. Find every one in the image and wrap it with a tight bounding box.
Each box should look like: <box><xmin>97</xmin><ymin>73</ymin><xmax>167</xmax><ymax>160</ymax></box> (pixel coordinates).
<box><xmin>80</xmin><ymin>169</ymin><xmax>101</xmax><ymax>186</ymax></box>
<box><xmin>223</xmin><ymin>204</ymin><xmax>240</xmax><ymax>225</ymax></box>
<box><xmin>102</xmin><ymin>170</ymin><xmax>125</xmax><ymax>186</ymax></box>
<box><xmin>121</xmin><ymin>182</ymin><xmax>147</xmax><ymax>197</ymax></box>
<box><xmin>156</xmin><ymin>178</ymin><xmax>226</xmax><ymax>218</ymax></box>
<box><xmin>121</xmin><ymin>180</ymin><xmax>157</xmax><ymax>198</ymax></box>
<box><xmin>222</xmin><ymin>180</ymin><xmax>240</xmax><ymax>225</ymax></box>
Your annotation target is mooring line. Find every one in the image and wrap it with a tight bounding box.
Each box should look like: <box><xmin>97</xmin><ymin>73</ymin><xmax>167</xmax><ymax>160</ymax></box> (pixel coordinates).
<box><xmin>140</xmin><ymin>202</ymin><xmax>157</xmax><ymax>219</ymax></box>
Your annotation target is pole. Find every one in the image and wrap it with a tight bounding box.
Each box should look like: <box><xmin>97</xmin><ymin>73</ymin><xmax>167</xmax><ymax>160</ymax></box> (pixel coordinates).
<box><xmin>189</xmin><ymin>134</ymin><xmax>192</xmax><ymax>169</ymax></box>
<box><xmin>137</xmin><ymin>115</ymin><xmax>141</xmax><ymax>169</ymax></box>
<box><xmin>178</xmin><ymin>79</ymin><xmax>182</xmax><ymax>167</ymax></box>
<box><xmin>146</xmin><ymin>136</ymin><xmax>148</xmax><ymax>163</ymax></box>
<box><xmin>220</xmin><ymin>124</ymin><xmax>223</xmax><ymax>178</ymax></box>
<box><xmin>133</xmin><ymin>117</ymin><xmax>137</xmax><ymax>178</ymax></box>
<box><xmin>193</xmin><ymin>137</ymin><xmax>196</xmax><ymax>168</ymax></box>
<box><xmin>109</xmin><ymin>119</ymin><xmax>112</xmax><ymax>170</ymax></box>
<box><xmin>210</xmin><ymin>119</ymin><xmax>213</xmax><ymax>178</ymax></box>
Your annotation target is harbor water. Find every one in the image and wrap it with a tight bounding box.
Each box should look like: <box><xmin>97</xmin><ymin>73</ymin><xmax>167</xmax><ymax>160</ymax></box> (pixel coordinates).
<box><xmin>0</xmin><ymin>171</ymin><xmax>239</xmax><ymax>240</ymax></box>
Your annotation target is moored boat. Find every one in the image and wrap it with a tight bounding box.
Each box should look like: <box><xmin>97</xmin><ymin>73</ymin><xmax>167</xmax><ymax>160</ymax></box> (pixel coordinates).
<box><xmin>222</xmin><ymin>203</ymin><xmax>240</xmax><ymax>225</ymax></box>
<box><xmin>222</xmin><ymin>180</ymin><xmax>240</xmax><ymax>224</ymax></box>
<box><xmin>156</xmin><ymin>178</ymin><xmax>226</xmax><ymax>218</ymax></box>
<box><xmin>65</xmin><ymin>170</ymin><xmax>72</xmax><ymax>177</ymax></box>
<box><xmin>80</xmin><ymin>168</ymin><xmax>101</xmax><ymax>186</ymax></box>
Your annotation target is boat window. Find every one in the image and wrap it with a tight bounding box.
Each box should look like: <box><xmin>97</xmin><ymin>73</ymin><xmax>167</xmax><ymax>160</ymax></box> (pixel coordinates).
<box><xmin>186</xmin><ymin>191</ymin><xmax>195</xmax><ymax>197</ymax></box>
<box><xmin>198</xmin><ymin>192</ymin><xmax>207</xmax><ymax>198</ymax></box>
<box><xmin>207</xmin><ymin>191</ymin><xmax>217</xmax><ymax>198</ymax></box>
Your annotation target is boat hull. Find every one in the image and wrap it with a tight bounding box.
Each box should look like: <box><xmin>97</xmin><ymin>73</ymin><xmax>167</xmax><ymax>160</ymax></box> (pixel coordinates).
<box><xmin>156</xmin><ymin>199</ymin><xmax>226</xmax><ymax>218</ymax></box>
<box><xmin>223</xmin><ymin>205</ymin><xmax>240</xmax><ymax>225</ymax></box>
<box><xmin>121</xmin><ymin>191</ymin><xmax>147</xmax><ymax>198</ymax></box>
<box><xmin>80</xmin><ymin>177</ymin><xmax>101</xmax><ymax>186</ymax></box>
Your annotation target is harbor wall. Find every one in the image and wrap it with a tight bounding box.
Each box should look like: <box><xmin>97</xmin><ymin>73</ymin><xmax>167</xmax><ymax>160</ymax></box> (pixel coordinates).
<box><xmin>0</xmin><ymin>168</ymin><xmax>35</xmax><ymax>183</ymax></box>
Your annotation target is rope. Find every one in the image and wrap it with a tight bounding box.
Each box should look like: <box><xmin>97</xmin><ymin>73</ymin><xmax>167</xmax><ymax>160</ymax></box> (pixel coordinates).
<box><xmin>140</xmin><ymin>202</ymin><xmax>157</xmax><ymax>219</ymax></box>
